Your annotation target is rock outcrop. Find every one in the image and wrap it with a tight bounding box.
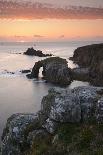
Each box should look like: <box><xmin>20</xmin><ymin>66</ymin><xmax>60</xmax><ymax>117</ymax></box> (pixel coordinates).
<box><xmin>70</xmin><ymin>43</ymin><xmax>103</xmax><ymax>86</ymax></box>
<box><xmin>20</xmin><ymin>70</ymin><xmax>31</xmax><ymax>74</ymax></box>
<box><xmin>1</xmin><ymin>86</ymin><xmax>103</xmax><ymax>155</ymax></box>
<box><xmin>27</xmin><ymin>57</ymin><xmax>72</xmax><ymax>86</ymax></box>
<box><xmin>24</xmin><ymin>47</ymin><xmax>52</xmax><ymax>57</ymax></box>
<box><xmin>71</xmin><ymin>67</ymin><xmax>90</xmax><ymax>81</ymax></box>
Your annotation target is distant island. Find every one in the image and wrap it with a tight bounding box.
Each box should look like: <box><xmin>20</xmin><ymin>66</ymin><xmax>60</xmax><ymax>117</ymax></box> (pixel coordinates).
<box><xmin>24</xmin><ymin>47</ymin><xmax>52</xmax><ymax>57</ymax></box>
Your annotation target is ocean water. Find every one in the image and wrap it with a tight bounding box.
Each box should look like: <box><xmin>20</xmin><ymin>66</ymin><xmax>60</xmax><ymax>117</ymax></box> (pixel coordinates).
<box><xmin>0</xmin><ymin>41</ymin><xmax>100</xmax><ymax>140</ymax></box>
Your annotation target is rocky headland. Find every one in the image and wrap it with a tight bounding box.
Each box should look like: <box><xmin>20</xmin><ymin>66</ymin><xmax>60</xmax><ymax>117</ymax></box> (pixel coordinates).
<box><xmin>70</xmin><ymin>43</ymin><xmax>103</xmax><ymax>86</ymax></box>
<box><xmin>24</xmin><ymin>47</ymin><xmax>52</xmax><ymax>57</ymax></box>
<box><xmin>1</xmin><ymin>43</ymin><xmax>103</xmax><ymax>155</ymax></box>
<box><xmin>1</xmin><ymin>86</ymin><xmax>103</xmax><ymax>155</ymax></box>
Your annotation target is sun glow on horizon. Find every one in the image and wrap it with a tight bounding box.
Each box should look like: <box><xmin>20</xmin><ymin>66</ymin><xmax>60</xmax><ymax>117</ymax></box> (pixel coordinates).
<box><xmin>0</xmin><ymin>18</ymin><xmax>103</xmax><ymax>42</ymax></box>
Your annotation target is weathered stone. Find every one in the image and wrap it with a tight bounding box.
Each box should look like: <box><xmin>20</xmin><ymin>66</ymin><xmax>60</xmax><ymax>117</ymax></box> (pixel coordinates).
<box><xmin>96</xmin><ymin>97</ymin><xmax>103</xmax><ymax>123</ymax></box>
<box><xmin>1</xmin><ymin>86</ymin><xmax>103</xmax><ymax>155</ymax></box>
<box><xmin>71</xmin><ymin>67</ymin><xmax>89</xmax><ymax>81</ymax></box>
<box><xmin>27</xmin><ymin>57</ymin><xmax>72</xmax><ymax>86</ymax></box>
<box><xmin>1</xmin><ymin>113</ymin><xmax>40</xmax><ymax>155</ymax></box>
<box><xmin>41</xmin><ymin>86</ymin><xmax>103</xmax><ymax>123</ymax></box>
<box><xmin>42</xmin><ymin>118</ymin><xmax>59</xmax><ymax>134</ymax></box>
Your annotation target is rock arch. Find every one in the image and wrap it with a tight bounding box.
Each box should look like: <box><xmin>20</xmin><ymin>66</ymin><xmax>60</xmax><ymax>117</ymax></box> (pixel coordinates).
<box><xmin>27</xmin><ymin>57</ymin><xmax>72</xmax><ymax>86</ymax></box>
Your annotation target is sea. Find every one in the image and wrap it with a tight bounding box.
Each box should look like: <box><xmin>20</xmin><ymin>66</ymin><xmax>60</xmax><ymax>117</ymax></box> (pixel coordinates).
<box><xmin>0</xmin><ymin>41</ymin><xmax>101</xmax><ymax>141</ymax></box>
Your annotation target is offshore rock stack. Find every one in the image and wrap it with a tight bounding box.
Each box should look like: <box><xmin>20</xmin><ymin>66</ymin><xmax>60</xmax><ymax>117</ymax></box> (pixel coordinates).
<box><xmin>24</xmin><ymin>47</ymin><xmax>52</xmax><ymax>57</ymax></box>
<box><xmin>27</xmin><ymin>57</ymin><xmax>72</xmax><ymax>86</ymax></box>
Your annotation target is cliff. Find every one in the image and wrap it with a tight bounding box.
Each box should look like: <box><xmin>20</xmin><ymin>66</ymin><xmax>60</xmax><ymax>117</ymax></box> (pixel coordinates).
<box><xmin>1</xmin><ymin>86</ymin><xmax>103</xmax><ymax>155</ymax></box>
<box><xmin>70</xmin><ymin>43</ymin><xmax>103</xmax><ymax>86</ymax></box>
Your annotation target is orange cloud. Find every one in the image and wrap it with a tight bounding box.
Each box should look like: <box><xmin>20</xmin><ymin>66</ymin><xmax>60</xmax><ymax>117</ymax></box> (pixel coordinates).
<box><xmin>33</xmin><ymin>35</ymin><xmax>44</xmax><ymax>38</ymax></box>
<box><xmin>0</xmin><ymin>1</ymin><xmax>103</xmax><ymax>20</ymax></box>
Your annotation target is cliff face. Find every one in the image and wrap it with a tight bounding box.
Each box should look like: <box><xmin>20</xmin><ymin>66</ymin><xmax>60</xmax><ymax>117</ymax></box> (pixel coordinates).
<box><xmin>71</xmin><ymin>43</ymin><xmax>103</xmax><ymax>86</ymax></box>
<box><xmin>1</xmin><ymin>86</ymin><xmax>103</xmax><ymax>155</ymax></box>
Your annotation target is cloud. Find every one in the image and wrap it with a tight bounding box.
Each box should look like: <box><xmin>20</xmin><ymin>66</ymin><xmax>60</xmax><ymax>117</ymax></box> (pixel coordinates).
<box><xmin>0</xmin><ymin>1</ymin><xmax>103</xmax><ymax>20</ymax></box>
<box><xmin>33</xmin><ymin>35</ymin><xmax>44</xmax><ymax>38</ymax></box>
<box><xmin>59</xmin><ymin>35</ymin><xmax>65</xmax><ymax>38</ymax></box>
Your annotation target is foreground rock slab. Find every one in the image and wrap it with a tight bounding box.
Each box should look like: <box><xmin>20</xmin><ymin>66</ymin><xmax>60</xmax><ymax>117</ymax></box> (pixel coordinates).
<box><xmin>1</xmin><ymin>86</ymin><xmax>103</xmax><ymax>155</ymax></box>
<box><xmin>1</xmin><ymin>114</ymin><xmax>40</xmax><ymax>155</ymax></box>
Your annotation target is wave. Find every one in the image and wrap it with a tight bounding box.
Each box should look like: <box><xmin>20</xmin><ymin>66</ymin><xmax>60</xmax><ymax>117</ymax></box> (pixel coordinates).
<box><xmin>0</xmin><ymin>70</ymin><xmax>24</xmax><ymax>78</ymax></box>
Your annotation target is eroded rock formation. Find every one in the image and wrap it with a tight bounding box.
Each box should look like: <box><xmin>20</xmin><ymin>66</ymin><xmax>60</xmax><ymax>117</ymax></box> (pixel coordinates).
<box><xmin>27</xmin><ymin>57</ymin><xmax>72</xmax><ymax>86</ymax></box>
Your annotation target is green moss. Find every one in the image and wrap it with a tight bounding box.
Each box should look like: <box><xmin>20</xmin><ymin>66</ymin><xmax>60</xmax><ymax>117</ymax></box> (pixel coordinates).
<box><xmin>23</xmin><ymin>121</ymin><xmax>41</xmax><ymax>139</ymax></box>
<box><xmin>77</xmin><ymin>126</ymin><xmax>95</xmax><ymax>150</ymax></box>
<box><xmin>29</xmin><ymin>133</ymin><xmax>52</xmax><ymax>155</ymax></box>
<box><xmin>27</xmin><ymin>123</ymin><xmax>103</xmax><ymax>155</ymax></box>
<box><xmin>58</xmin><ymin>123</ymin><xmax>81</xmax><ymax>144</ymax></box>
<box><xmin>57</xmin><ymin>123</ymin><xmax>103</xmax><ymax>155</ymax></box>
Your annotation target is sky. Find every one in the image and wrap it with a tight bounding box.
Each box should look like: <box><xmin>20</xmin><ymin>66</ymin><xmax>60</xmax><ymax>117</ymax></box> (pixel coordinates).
<box><xmin>0</xmin><ymin>0</ymin><xmax>103</xmax><ymax>42</ymax></box>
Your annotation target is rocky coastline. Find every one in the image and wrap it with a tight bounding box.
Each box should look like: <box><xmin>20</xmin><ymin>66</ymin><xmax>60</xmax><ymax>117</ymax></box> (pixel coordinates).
<box><xmin>1</xmin><ymin>43</ymin><xmax>103</xmax><ymax>155</ymax></box>
<box><xmin>1</xmin><ymin>86</ymin><xmax>103</xmax><ymax>155</ymax></box>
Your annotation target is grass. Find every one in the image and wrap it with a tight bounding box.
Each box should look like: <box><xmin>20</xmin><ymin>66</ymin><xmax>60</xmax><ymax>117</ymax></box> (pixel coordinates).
<box><xmin>26</xmin><ymin>123</ymin><xmax>103</xmax><ymax>155</ymax></box>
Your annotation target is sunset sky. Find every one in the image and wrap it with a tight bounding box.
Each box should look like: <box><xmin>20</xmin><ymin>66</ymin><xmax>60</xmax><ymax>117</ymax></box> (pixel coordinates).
<box><xmin>0</xmin><ymin>0</ymin><xmax>103</xmax><ymax>42</ymax></box>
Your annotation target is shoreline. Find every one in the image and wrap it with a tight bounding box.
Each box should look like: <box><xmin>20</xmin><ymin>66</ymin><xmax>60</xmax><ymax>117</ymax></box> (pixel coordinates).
<box><xmin>0</xmin><ymin>43</ymin><xmax>103</xmax><ymax>155</ymax></box>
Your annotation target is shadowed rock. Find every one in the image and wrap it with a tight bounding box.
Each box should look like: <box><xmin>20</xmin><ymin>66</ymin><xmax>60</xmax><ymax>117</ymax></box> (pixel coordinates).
<box><xmin>21</xmin><ymin>70</ymin><xmax>31</xmax><ymax>74</ymax></box>
<box><xmin>70</xmin><ymin>43</ymin><xmax>103</xmax><ymax>86</ymax></box>
<box><xmin>24</xmin><ymin>47</ymin><xmax>52</xmax><ymax>57</ymax></box>
<box><xmin>27</xmin><ymin>57</ymin><xmax>72</xmax><ymax>86</ymax></box>
<box><xmin>71</xmin><ymin>67</ymin><xmax>90</xmax><ymax>81</ymax></box>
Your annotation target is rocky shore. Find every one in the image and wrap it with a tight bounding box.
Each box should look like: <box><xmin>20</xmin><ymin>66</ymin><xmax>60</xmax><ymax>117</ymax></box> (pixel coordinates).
<box><xmin>1</xmin><ymin>86</ymin><xmax>103</xmax><ymax>155</ymax></box>
<box><xmin>1</xmin><ymin>43</ymin><xmax>103</xmax><ymax>155</ymax></box>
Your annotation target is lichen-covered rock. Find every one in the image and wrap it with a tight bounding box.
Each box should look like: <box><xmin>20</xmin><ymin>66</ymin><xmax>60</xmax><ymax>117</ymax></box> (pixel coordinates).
<box><xmin>42</xmin><ymin>118</ymin><xmax>59</xmax><ymax>134</ymax></box>
<box><xmin>49</xmin><ymin>89</ymin><xmax>81</xmax><ymax>123</ymax></box>
<box><xmin>1</xmin><ymin>86</ymin><xmax>103</xmax><ymax>155</ymax></box>
<box><xmin>27</xmin><ymin>57</ymin><xmax>72</xmax><ymax>86</ymax></box>
<box><xmin>96</xmin><ymin>97</ymin><xmax>103</xmax><ymax>123</ymax></box>
<box><xmin>1</xmin><ymin>114</ymin><xmax>40</xmax><ymax>155</ymax></box>
<box><xmin>41</xmin><ymin>86</ymin><xmax>103</xmax><ymax>124</ymax></box>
